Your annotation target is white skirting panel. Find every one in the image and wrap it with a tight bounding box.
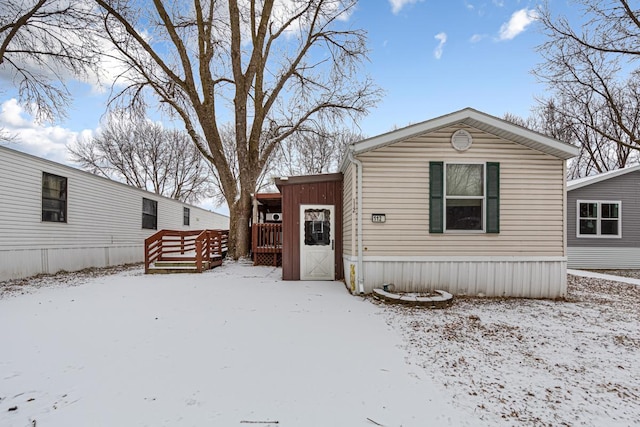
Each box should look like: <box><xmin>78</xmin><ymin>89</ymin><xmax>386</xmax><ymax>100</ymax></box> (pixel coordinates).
<box><xmin>567</xmin><ymin>247</ymin><xmax>640</xmax><ymax>269</ymax></box>
<box><xmin>0</xmin><ymin>245</ymin><xmax>143</xmax><ymax>282</ymax></box>
<box><xmin>344</xmin><ymin>256</ymin><xmax>567</xmax><ymax>298</ymax></box>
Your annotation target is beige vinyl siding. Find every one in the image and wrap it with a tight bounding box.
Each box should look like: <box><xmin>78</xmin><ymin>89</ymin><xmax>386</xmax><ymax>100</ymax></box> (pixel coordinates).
<box><xmin>342</xmin><ymin>162</ymin><xmax>354</xmax><ymax>256</ymax></box>
<box><xmin>357</xmin><ymin>124</ymin><xmax>565</xmax><ymax>257</ymax></box>
<box><xmin>0</xmin><ymin>146</ymin><xmax>229</xmax><ymax>280</ymax></box>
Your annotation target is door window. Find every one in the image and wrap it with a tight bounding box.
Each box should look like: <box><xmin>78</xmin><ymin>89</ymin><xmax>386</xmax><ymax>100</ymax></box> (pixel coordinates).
<box><xmin>304</xmin><ymin>209</ymin><xmax>330</xmax><ymax>246</ymax></box>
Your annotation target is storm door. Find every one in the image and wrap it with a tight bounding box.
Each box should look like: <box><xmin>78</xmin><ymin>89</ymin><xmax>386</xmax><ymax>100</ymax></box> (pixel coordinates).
<box><xmin>300</xmin><ymin>205</ymin><xmax>335</xmax><ymax>280</ymax></box>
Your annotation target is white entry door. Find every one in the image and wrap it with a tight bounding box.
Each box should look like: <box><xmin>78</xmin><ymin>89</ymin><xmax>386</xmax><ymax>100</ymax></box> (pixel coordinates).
<box><xmin>300</xmin><ymin>204</ymin><xmax>335</xmax><ymax>280</ymax></box>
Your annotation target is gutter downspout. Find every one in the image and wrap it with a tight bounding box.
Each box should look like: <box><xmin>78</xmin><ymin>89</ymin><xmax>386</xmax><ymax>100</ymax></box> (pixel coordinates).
<box><xmin>348</xmin><ymin>148</ymin><xmax>365</xmax><ymax>294</ymax></box>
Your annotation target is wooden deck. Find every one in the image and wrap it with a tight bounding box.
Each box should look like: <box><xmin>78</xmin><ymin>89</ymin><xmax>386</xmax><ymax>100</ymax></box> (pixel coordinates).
<box><xmin>252</xmin><ymin>223</ymin><xmax>282</xmax><ymax>266</ymax></box>
<box><xmin>144</xmin><ymin>229</ymin><xmax>228</xmax><ymax>273</ymax></box>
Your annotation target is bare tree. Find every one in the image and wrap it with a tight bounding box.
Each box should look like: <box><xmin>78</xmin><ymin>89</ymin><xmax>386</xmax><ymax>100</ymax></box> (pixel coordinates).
<box><xmin>505</xmin><ymin>98</ymin><xmax>638</xmax><ymax>178</ymax></box>
<box><xmin>534</xmin><ymin>0</ymin><xmax>640</xmax><ymax>176</ymax></box>
<box><xmin>276</xmin><ymin>126</ymin><xmax>363</xmax><ymax>177</ymax></box>
<box><xmin>536</xmin><ymin>96</ymin><xmax>637</xmax><ymax>178</ymax></box>
<box><xmin>69</xmin><ymin>112</ymin><xmax>213</xmax><ymax>203</ymax></box>
<box><xmin>0</xmin><ymin>0</ymin><xmax>101</xmax><ymax>122</ymax></box>
<box><xmin>0</xmin><ymin>128</ymin><xmax>16</xmax><ymax>143</ymax></box>
<box><xmin>92</xmin><ymin>0</ymin><xmax>381</xmax><ymax>258</ymax></box>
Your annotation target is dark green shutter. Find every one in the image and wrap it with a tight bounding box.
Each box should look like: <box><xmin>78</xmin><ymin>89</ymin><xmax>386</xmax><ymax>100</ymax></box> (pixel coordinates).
<box><xmin>429</xmin><ymin>162</ymin><xmax>444</xmax><ymax>233</ymax></box>
<box><xmin>486</xmin><ymin>162</ymin><xmax>500</xmax><ymax>233</ymax></box>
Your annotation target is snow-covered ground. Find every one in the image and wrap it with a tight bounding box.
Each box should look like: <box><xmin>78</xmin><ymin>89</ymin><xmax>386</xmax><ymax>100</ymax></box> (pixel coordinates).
<box><xmin>1</xmin><ymin>263</ymin><xmax>639</xmax><ymax>426</ymax></box>
<box><xmin>381</xmin><ymin>274</ymin><xmax>640</xmax><ymax>426</ymax></box>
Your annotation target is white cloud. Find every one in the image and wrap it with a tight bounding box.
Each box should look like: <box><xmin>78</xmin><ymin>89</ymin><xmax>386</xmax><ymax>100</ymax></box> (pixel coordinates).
<box><xmin>434</xmin><ymin>32</ymin><xmax>447</xmax><ymax>59</ymax></box>
<box><xmin>470</xmin><ymin>34</ymin><xmax>486</xmax><ymax>43</ymax></box>
<box><xmin>1</xmin><ymin>99</ymin><xmax>94</xmax><ymax>165</ymax></box>
<box><xmin>389</xmin><ymin>0</ymin><xmax>422</xmax><ymax>15</ymax></box>
<box><xmin>498</xmin><ymin>8</ymin><xmax>539</xmax><ymax>41</ymax></box>
<box><xmin>0</xmin><ymin>99</ymin><xmax>29</xmax><ymax>128</ymax></box>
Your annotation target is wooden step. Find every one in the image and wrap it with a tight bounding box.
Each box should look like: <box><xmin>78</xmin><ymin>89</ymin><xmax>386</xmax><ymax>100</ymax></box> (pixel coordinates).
<box><xmin>147</xmin><ymin>260</ymin><xmax>209</xmax><ymax>274</ymax></box>
<box><xmin>147</xmin><ymin>267</ymin><xmax>199</xmax><ymax>274</ymax></box>
<box><xmin>146</xmin><ymin>256</ymin><xmax>224</xmax><ymax>274</ymax></box>
<box><xmin>153</xmin><ymin>260</ymin><xmax>208</xmax><ymax>268</ymax></box>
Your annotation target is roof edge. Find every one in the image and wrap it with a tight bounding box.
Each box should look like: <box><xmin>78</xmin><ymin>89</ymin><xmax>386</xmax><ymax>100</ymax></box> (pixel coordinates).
<box><xmin>0</xmin><ymin>145</ymin><xmax>229</xmax><ymax>216</ymax></box>
<box><xmin>349</xmin><ymin>107</ymin><xmax>579</xmax><ymax>160</ymax></box>
<box><xmin>567</xmin><ymin>164</ymin><xmax>640</xmax><ymax>191</ymax></box>
<box><xmin>275</xmin><ymin>172</ymin><xmax>343</xmax><ymax>189</ymax></box>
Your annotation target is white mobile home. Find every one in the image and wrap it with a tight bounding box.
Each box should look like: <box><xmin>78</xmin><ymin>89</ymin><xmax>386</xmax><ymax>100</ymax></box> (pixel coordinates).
<box><xmin>0</xmin><ymin>145</ymin><xmax>229</xmax><ymax>281</ymax></box>
<box><xmin>340</xmin><ymin>108</ymin><xmax>579</xmax><ymax>298</ymax></box>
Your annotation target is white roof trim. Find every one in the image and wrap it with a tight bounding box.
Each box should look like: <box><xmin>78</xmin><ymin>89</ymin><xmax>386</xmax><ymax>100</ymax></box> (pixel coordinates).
<box><xmin>567</xmin><ymin>164</ymin><xmax>640</xmax><ymax>191</ymax></box>
<box><xmin>344</xmin><ymin>108</ymin><xmax>578</xmax><ymax>166</ymax></box>
<box><xmin>0</xmin><ymin>144</ymin><xmax>229</xmax><ymax>216</ymax></box>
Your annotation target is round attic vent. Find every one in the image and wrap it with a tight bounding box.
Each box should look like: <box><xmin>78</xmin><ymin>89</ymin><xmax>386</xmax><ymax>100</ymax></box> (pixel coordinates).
<box><xmin>451</xmin><ymin>129</ymin><xmax>473</xmax><ymax>151</ymax></box>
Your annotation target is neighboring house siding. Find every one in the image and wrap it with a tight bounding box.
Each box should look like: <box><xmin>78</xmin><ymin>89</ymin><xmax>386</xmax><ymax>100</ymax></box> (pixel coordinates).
<box><xmin>567</xmin><ymin>170</ymin><xmax>640</xmax><ymax>269</ymax></box>
<box><xmin>0</xmin><ymin>146</ymin><xmax>229</xmax><ymax>281</ymax></box>
<box><xmin>567</xmin><ymin>247</ymin><xmax>640</xmax><ymax>269</ymax></box>
<box><xmin>356</xmin><ymin>125</ymin><xmax>565</xmax><ymax>257</ymax></box>
<box><xmin>567</xmin><ymin>170</ymin><xmax>640</xmax><ymax>248</ymax></box>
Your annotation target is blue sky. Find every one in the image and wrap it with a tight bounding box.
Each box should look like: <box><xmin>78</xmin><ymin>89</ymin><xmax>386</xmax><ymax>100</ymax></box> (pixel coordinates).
<box><xmin>0</xmin><ymin>0</ymin><xmax>567</xmax><ymax>209</ymax></box>
<box><xmin>356</xmin><ymin>0</ymin><xmax>549</xmax><ymax>136</ymax></box>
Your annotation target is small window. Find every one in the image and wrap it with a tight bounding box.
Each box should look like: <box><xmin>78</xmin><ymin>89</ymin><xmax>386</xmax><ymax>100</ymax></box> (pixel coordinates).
<box><xmin>445</xmin><ymin>164</ymin><xmax>484</xmax><ymax>231</ymax></box>
<box><xmin>183</xmin><ymin>207</ymin><xmax>190</xmax><ymax>226</ymax></box>
<box><xmin>304</xmin><ymin>209</ymin><xmax>331</xmax><ymax>246</ymax></box>
<box><xmin>142</xmin><ymin>198</ymin><xmax>158</xmax><ymax>230</ymax></box>
<box><xmin>577</xmin><ymin>201</ymin><xmax>621</xmax><ymax>238</ymax></box>
<box><xmin>42</xmin><ymin>172</ymin><xmax>67</xmax><ymax>222</ymax></box>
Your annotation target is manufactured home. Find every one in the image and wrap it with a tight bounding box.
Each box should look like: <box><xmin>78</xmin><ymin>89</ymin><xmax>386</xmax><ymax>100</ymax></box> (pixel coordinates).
<box><xmin>0</xmin><ymin>145</ymin><xmax>229</xmax><ymax>281</ymax></box>
<box><xmin>567</xmin><ymin>165</ymin><xmax>640</xmax><ymax>269</ymax></box>
<box><xmin>254</xmin><ymin>108</ymin><xmax>579</xmax><ymax>298</ymax></box>
<box><xmin>339</xmin><ymin>108</ymin><xmax>578</xmax><ymax>298</ymax></box>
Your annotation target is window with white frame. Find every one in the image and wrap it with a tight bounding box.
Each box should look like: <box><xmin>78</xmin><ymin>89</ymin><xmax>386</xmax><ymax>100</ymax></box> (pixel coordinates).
<box><xmin>445</xmin><ymin>163</ymin><xmax>484</xmax><ymax>231</ymax></box>
<box><xmin>577</xmin><ymin>200</ymin><xmax>621</xmax><ymax>238</ymax></box>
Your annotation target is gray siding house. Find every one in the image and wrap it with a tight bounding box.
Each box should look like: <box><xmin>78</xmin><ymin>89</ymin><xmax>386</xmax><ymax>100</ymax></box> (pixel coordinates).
<box><xmin>0</xmin><ymin>145</ymin><xmax>229</xmax><ymax>281</ymax></box>
<box><xmin>567</xmin><ymin>165</ymin><xmax>640</xmax><ymax>269</ymax></box>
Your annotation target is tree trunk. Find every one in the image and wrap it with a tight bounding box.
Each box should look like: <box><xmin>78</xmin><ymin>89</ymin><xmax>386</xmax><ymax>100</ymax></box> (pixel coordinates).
<box><xmin>227</xmin><ymin>189</ymin><xmax>253</xmax><ymax>260</ymax></box>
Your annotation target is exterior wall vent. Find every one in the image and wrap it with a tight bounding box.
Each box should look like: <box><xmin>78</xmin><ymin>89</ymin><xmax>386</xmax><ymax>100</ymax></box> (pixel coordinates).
<box><xmin>451</xmin><ymin>129</ymin><xmax>473</xmax><ymax>151</ymax></box>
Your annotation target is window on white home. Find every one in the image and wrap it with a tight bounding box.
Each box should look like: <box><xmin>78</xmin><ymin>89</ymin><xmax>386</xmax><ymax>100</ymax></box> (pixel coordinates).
<box><xmin>142</xmin><ymin>198</ymin><xmax>158</xmax><ymax>230</ymax></box>
<box><xmin>183</xmin><ymin>207</ymin><xmax>190</xmax><ymax>226</ymax></box>
<box><xmin>445</xmin><ymin>164</ymin><xmax>484</xmax><ymax>231</ymax></box>
<box><xmin>577</xmin><ymin>201</ymin><xmax>621</xmax><ymax>238</ymax></box>
<box><xmin>42</xmin><ymin>172</ymin><xmax>67</xmax><ymax>222</ymax></box>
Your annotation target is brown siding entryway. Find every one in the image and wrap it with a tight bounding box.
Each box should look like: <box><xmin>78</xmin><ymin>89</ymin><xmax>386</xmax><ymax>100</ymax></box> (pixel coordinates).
<box><xmin>275</xmin><ymin>173</ymin><xmax>343</xmax><ymax>281</ymax></box>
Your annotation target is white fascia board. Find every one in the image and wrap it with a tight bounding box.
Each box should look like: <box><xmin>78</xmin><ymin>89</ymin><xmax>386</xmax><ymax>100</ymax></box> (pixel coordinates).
<box><xmin>0</xmin><ymin>145</ymin><xmax>226</xmax><ymax>215</ymax></box>
<box><xmin>351</xmin><ymin>109</ymin><xmax>473</xmax><ymax>154</ymax></box>
<box><xmin>350</xmin><ymin>107</ymin><xmax>579</xmax><ymax>160</ymax></box>
<box><xmin>568</xmin><ymin>164</ymin><xmax>640</xmax><ymax>191</ymax></box>
<box><xmin>462</xmin><ymin>110</ymin><xmax>579</xmax><ymax>159</ymax></box>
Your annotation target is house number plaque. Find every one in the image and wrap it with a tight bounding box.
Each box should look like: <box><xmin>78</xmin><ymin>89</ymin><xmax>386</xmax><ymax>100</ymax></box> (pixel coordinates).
<box><xmin>371</xmin><ymin>213</ymin><xmax>386</xmax><ymax>223</ymax></box>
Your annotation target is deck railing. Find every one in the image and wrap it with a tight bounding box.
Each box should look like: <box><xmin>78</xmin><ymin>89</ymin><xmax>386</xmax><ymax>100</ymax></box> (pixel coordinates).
<box><xmin>144</xmin><ymin>229</ymin><xmax>229</xmax><ymax>273</ymax></box>
<box><xmin>252</xmin><ymin>223</ymin><xmax>282</xmax><ymax>266</ymax></box>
